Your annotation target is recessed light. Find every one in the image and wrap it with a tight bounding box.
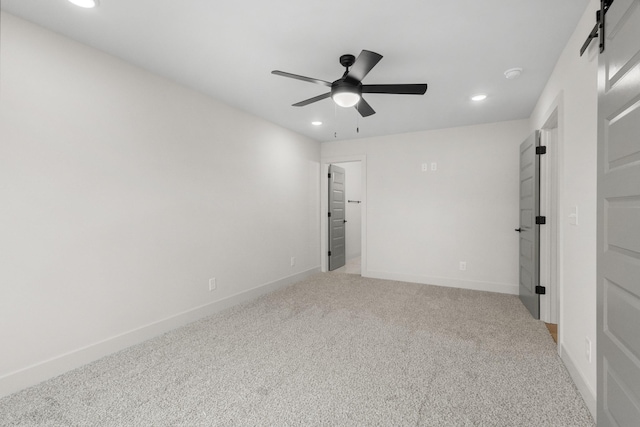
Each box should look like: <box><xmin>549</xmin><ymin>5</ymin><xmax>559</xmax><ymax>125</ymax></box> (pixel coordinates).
<box><xmin>311</xmin><ymin>121</ymin><xmax>323</xmax><ymax>126</ymax></box>
<box><xmin>68</xmin><ymin>0</ymin><xmax>98</xmax><ymax>8</ymax></box>
<box><xmin>471</xmin><ymin>94</ymin><xmax>487</xmax><ymax>102</ymax></box>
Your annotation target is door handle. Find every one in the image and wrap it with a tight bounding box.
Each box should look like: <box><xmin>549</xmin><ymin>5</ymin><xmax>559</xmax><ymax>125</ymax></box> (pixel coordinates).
<box><xmin>515</xmin><ymin>228</ymin><xmax>523</xmax><ymax>232</ymax></box>
<box><xmin>343</xmin><ymin>220</ymin><xmax>347</xmax><ymax>223</ymax></box>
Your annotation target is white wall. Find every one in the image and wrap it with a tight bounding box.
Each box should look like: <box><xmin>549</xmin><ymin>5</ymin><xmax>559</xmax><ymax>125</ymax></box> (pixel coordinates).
<box><xmin>322</xmin><ymin>120</ymin><xmax>530</xmax><ymax>294</ymax></box>
<box><xmin>0</xmin><ymin>13</ymin><xmax>320</xmax><ymax>397</ymax></box>
<box><xmin>529</xmin><ymin>0</ymin><xmax>599</xmax><ymax>416</ymax></box>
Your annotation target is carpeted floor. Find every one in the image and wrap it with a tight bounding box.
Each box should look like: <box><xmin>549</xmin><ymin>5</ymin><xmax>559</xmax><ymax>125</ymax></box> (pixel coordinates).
<box><xmin>0</xmin><ymin>273</ymin><xmax>595</xmax><ymax>426</ymax></box>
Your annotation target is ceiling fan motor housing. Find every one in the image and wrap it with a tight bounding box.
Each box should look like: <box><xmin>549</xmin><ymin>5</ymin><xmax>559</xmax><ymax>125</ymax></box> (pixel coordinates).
<box><xmin>332</xmin><ymin>79</ymin><xmax>362</xmax><ymax>96</ymax></box>
<box><xmin>339</xmin><ymin>54</ymin><xmax>356</xmax><ymax>68</ymax></box>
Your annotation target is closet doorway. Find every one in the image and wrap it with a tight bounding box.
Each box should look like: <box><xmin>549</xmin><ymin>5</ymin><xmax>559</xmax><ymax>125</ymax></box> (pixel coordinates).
<box><xmin>321</xmin><ymin>155</ymin><xmax>366</xmax><ymax>276</ymax></box>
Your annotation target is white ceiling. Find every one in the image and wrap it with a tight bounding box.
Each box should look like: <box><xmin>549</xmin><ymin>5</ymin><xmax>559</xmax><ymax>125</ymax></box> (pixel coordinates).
<box><xmin>1</xmin><ymin>0</ymin><xmax>590</xmax><ymax>142</ymax></box>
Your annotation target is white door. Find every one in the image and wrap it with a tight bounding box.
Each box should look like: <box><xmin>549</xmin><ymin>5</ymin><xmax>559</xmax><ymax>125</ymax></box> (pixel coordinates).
<box><xmin>597</xmin><ymin>0</ymin><xmax>640</xmax><ymax>425</ymax></box>
<box><xmin>328</xmin><ymin>165</ymin><xmax>346</xmax><ymax>271</ymax></box>
<box><xmin>518</xmin><ymin>131</ymin><xmax>543</xmax><ymax>319</ymax></box>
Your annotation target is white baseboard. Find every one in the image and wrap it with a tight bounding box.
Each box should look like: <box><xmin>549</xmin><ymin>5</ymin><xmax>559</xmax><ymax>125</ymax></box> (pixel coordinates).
<box><xmin>559</xmin><ymin>343</ymin><xmax>597</xmax><ymax>420</ymax></box>
<box><xmin>364</xmin><ymin>270</ymin><xmax>519</xmax><ymax>295</ymax></box>
<box><xmin>0</xmin><ymin>267</ymin><xmax>319</xmax><ymax>399</ymax></box>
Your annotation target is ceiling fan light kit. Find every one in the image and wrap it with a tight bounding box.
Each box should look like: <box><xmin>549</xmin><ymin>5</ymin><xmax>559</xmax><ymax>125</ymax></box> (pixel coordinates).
<box><xmin>331</xmin><ymin>81</ymin><xmax>361</xmax><ymax>108</ymax></box>
<box><xmin>332</xmin><ymin>92</ymin><xmax>360</xmax><ymax>108</ymax></box>
<box><xmin>272</xmin><ymin>50</ymin><xmax>428</xmax><ymax>117</ymax></box>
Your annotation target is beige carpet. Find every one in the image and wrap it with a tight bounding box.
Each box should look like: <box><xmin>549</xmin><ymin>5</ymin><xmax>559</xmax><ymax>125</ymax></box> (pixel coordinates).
<box><xmin>0</xmin><ymin>273</ymin><xmax>594</xmax><ymax>426</ymax></box>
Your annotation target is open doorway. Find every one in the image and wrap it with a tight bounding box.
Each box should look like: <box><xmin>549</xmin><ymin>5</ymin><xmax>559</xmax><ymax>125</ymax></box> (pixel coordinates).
<box><xmin>320</xmin><ymin>155</ymin><xmax>366</xmax><ymax>275</ymax></box>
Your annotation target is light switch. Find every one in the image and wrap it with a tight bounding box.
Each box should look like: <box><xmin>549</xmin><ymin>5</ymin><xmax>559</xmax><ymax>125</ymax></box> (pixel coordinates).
<box><xmin>569</xmin><ymin>206</ymin><xmax>578</xmax><ymax>225</ymax></box>
<box><xmin>431</xmin><ymin>162</ymin><xmax>437</xmax><ymax>171</ymax></box>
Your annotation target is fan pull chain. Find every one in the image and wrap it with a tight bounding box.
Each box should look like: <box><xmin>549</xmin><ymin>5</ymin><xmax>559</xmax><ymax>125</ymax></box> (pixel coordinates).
<box><xmin>334</xmin><ymin>102</ymin><xmax>338</xmax><ymax>139</ymax></box>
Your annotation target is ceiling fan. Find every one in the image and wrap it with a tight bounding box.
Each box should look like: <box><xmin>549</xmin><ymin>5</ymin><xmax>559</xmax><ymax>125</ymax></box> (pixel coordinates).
<box><xmin>272</xmin><ymin>50</ymin><xmax>428</xmax><ymax>117</ymax></box>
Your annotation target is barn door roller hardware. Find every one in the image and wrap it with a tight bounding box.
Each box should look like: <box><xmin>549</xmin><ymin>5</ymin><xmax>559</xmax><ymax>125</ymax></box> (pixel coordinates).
<box><xmin>580</xmin><ymin>0</ymin><xmax>614</xmax><ymax>56</ymax></box>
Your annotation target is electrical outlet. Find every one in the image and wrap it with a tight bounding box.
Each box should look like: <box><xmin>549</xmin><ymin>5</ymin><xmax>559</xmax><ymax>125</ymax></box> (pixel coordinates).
<box><xmin>209</xmin><ymin>277</ymin><xmax>216</xmax><ymax>291</ymax></box>
<box><xmin>585</xmin><ymin>337</ymin><xmax>592</xmax><ymax>363</ymax></box>
<box><xmin>459</xmin><ymin>261</ymin><xmax>467</xmax><ymax>271</ymax></box>
<box><xmin>290</xmin><ymin>256</ymin><xmax>296</xmax><ymax>267</ymax></box>
<box><xmin>421</xmin><ymin>163</ymin><xmax>429</xmax><ymax>172</ymax></box>
<box><xmin>431</xmin><ymin>162</ymin><xmax>437</xmax><ymax>171</ymax></box>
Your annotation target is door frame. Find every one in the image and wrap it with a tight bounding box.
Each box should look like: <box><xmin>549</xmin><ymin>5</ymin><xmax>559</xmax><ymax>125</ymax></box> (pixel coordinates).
<box><xmin>540</xmin><ymin>108</ymin><xmax>562</xmax><ymax>327</ymax></box>
<box><xmin>320</xmin><ymin>155</ymin><xmax>367</xmax><ymax>274</ymax></box>
<box><xmin>537</xmin><ymin>95</ymin><xmax>564</xmax><ymax>351</ymax></box>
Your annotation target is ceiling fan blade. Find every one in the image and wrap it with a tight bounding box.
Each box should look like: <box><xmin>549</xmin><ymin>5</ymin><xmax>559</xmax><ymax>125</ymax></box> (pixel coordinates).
<box><xmin>355</xmin><ymin>98</ymin><xmax>375</xmax><ymax>117</ymax></box>
<box><xmin>292</xmin><ymin>92</ymin><xmax>331</xmax><ymax>107</ymax></box>
<box><xmin>362</xmin><ymin>84</ymin><xmax>428</xmax><ymax>95</ymax></box>
<box><xmin>346</xmin><ymin>50</ymin><xmax>383</xmax><ymax>82</ymax></box>
<box><xmin>271</xmin><ymin>70</ymin><xmax>332</xmax><ymax>87</ymax></box>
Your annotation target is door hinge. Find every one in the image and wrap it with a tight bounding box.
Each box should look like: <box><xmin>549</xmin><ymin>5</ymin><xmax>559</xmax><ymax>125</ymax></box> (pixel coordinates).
<box><xmin>328</xmin><ymin>212</ymin><xmax>332</xmax><ymax>218</ymax></box>
<box><xmin>536</xmin><ymin>216</ymin><xmax>546</xmax><ymax>225</ymax></box>
<box><xmin>328</xmin><ymin>251</ymin><xmax>332</xmax><ymax>257</ymax></box>
<box><xmin>328</xmin><ymin>173</ymin><xmax>332</xmax><ymax>179</ymax></box>
<box><xmin>536</xmin><ymin>146</ymin><xmax>547</xmax><ymax>155</ymax></box>
<box><xmin>535</xmin><ymin>285</ymin><xmax>546</xmax><ymax>295</ymax></box>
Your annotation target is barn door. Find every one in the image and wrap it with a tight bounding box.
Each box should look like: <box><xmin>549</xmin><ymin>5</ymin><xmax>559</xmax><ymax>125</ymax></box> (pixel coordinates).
<box><xmin>596</xmin><ymin>0</ymin><xmax>640</xmax><ymax>425</ymax></box>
